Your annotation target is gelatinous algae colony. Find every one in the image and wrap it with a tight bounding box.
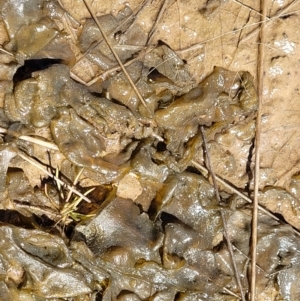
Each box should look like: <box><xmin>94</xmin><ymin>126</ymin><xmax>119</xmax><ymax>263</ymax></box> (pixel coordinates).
<box><xmin>0</xmin><ymin>0</ymin><xmax>300</xmax><ymax>300</ymax></box>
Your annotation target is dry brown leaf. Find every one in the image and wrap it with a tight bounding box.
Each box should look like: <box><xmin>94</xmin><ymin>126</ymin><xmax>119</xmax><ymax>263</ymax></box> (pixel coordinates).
<box><xmin>259</xmin><ymin>14</ymin><xmax>300</xmax><ymax>189</ymax></box>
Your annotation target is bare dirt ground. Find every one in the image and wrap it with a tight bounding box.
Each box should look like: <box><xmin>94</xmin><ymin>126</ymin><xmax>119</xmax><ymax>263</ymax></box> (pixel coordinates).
<box><xmin>0</xmin><ymin>0</ymin><xmax>300</xmax><ymax>300</ymax></box>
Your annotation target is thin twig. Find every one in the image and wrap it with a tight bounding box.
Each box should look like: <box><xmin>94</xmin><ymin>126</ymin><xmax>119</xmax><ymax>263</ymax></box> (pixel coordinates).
<box><xmin>147</xmin><ymin>0</ymin><xmax>169</xmax><ymax>44</ymax></box>
<box><xmin>73</xmin><ymin>0</ymin><xmax>149</xmax><ymax>64</ymax></box>
<box><xmin>191</xmin><ymin>162</ymin><xmax>262</xmax><ymax>209</ymax></box>
<box><xmin>250</xmin><ymin>0</ymin><xmax>266</xmax><ymax>299</ymax></box>
<box><xmin>200</xmin><ymin>126</ymin><xmax>246</xmax><ymax>301</ymax></box>
<box><xmin>231</xmin><ymin>244</ymin><xmax>267</xmax><ymax>275</ymax></box>
<box><xmin>233</xmin><ymin>0</ymin><xmax>270</xmax><ymax>20</ymax></box>
<box><xmin>0</xmin><ymin>46</ymin><xmax>14</xmax><ymax>56</ymax></box>
<box><xmin>79</xmin><ymin>44</ymin><xmax>156</xmax><ymax>86</ymax></box>
<box><xmin>65</xmin><ymin>167</ymin><xmax>84</xmax><ymax>203</ymax></box>
<box><xmin>18</xmin><ymin>152</ymin><xmax>91</xmax><ymax>203</ymax></box>
<box><xmin>222</xmin><ymin>287</ymin><xmax>243</xmax><ymax>299</ymax></box>
<box><xmin>191</xmin><ymin>159</ymin><xmax>300</xmax><ymax>237</ymax></box>
<box><xmin>239</xmin><ymin>0</ymin><xmax>298</xmax><ymax>44</ymax></box>
<box><xmin>82</xmin><ymin>0</ymin><xmax>151</xmax><ymax>114</ymax></box>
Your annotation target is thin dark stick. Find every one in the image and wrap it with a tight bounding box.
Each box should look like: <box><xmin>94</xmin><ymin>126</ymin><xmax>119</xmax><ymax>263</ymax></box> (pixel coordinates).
<box><xmin>250</xmin><ymin>0</ymin><xmax>266</xmax><ymax>299</ymax></box>
<box><xmin>200</xmin><ymin>126</ymin><xmax>246</xmax><ymax>301</ymax></box>
<box><xmin>82</xmin><ymin>0</ymin><xmax>151</xmax><ymax>114</ymax></box>
<box><xmin>147</xmin><ymin>0</ymin><xmax>169</xmax><ymax>44</ymax></box>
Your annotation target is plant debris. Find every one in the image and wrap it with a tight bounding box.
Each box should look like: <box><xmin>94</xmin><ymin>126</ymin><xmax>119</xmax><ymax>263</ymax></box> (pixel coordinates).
<box><xmin>0</xmin><ymin>0</ymin><xmax>300</xmax><ymax>300</ymax></box>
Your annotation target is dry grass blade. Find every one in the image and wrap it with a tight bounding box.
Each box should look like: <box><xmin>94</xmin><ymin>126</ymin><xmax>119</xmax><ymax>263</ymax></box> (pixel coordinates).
<box><xmin>65</xmin><ymin>167</ymin><xmax>85</xmax><ymax>203</ymax></box>
<box><xmin>82</xmin><ymin>0</ymin><xmax>151</xmax><ymax>114</ymax></box>
<box><xmin>60</xmin><ymin>187</ymin><xmax>95</xmax><ymax>221</ymax></box>
<box><xmin>0</xmin><ymin>46</ymin><xmax>13</xmax><ymax>56</ymax></box>
<box><xmin>55</xmin><ymin>167</ymin><xmax>65</xmax><ymax>199</ymax></box>
<box><xmin>19</xmin><ymin>136</ymin><xmax>59</xmax><ymax>150</ymax></box>
<box><xmin>222</xmin><ymin>287</ymin><xmax>243</xmax><ymax>299</ymax></box>
<box><xmin>250</xmin><ymin>0</ymin><xmax>266</xmax><ymax>299</ymax></box>
<box><xmin>200</xmin><ymin>126</ymin><xmax>246</xmax><ymax>301</ymax></box>
<box><xmin>18</xmin><ymin>152</ymin><xmax>91</xmax><ymax>203</ymax></box>
<box><xmin>0</xmin><ymin>127</ymin><xmax>59</xmax><ymax>150</ymax></box>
